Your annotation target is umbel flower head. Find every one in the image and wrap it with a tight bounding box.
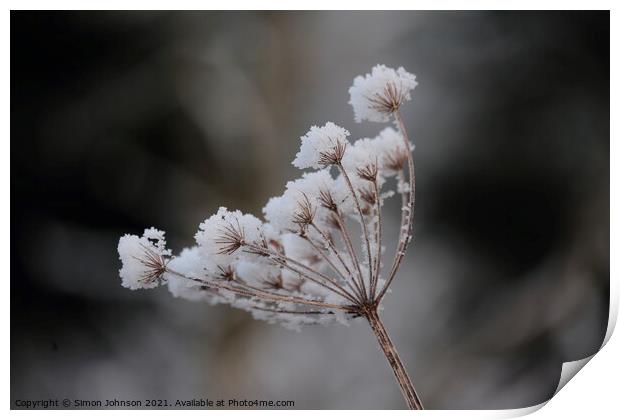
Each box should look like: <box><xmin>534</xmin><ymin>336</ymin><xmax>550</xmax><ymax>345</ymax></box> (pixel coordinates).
<box><xmin>118</xmin><ymin>64</ymin><xmax>425</xmax><ymax>409</ymax></box>
<box><xmin>349</xmin><ymin>64</ymin><xmax>418</xmax><ymax>123</ymax></box>
<box><xmin>118</xmin><ymin>228</ymin><xmax>171</xmax><ymax>290</ymax></box>
<box><xmin>117</xmin><ymin>65</ymin><xmax>418</xmax><ymax>329</ymax></box>
<box><xmin>292</xmin><ymin>122</ymin><xmax>350</xmax><ymax>169</ymax></box>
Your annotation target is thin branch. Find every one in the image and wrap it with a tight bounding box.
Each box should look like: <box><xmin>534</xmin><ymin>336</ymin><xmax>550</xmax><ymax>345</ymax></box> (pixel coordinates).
<box><xmin>370</xmin><ymin>177</ymin><xmax>383</xmax><ymax>300</ymax></box>
<box><xmin>336</xmin><ymin>163</ymin><xmax>373</xmax><ymax>299</ymax></box>
<box><xmin>262</xmin><ymin>254</ymin><xmax>356</xmax><ymax>303</ymax></box>
<box><xmin>166</xmin><ymin>268</ymin><xmax>351</xmax><ymax>311</ymax></box>
<box><xmin>250</xmin><ymin>306</ymin><xmax>336</xmax><ymax>316</ymax></box>
<box><xmin>283</xmin><ymin>235</ymin><xmax>360</xmax><ymax>304</ymax></box>
<box><xmin>377</xmin><ymin>110</ymin><xmax>415</xmax><ymax>302</ymax></box>
<box><xmin>244</xmin><ymin>242</ymin><xmax>357</xmax><ymax>304</ymax></box>
<box><xmin>329</xmin><ymin>210</ymin><xmax>368</xmax><ymax>299</ymax></box>
<box><xmin>302</xmin><ymin>230</ymin><xmax>364</xmax><ymax>304</ymax></box>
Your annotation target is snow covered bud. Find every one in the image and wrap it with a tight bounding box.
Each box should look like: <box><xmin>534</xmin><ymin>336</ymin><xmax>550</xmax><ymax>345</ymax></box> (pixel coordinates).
<box><xmin>349</xmin><ymin>64</ymin><xmax>417</xmax><ymax>123</ymax></box>
<box><xmin>118</xmin><ymin>228</ymin><xmax>171</xmax><ymax>290</ymax></box>
<box><xmin>292</xmin><ymin>122</ymin><xmax>350</xmax><ymax>169</ymax></box>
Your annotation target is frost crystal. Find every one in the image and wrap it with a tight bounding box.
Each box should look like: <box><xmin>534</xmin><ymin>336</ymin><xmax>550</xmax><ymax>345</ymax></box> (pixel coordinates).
<box><xmin>349</xmin><ymin>64</ymin><xmax>417</xmax><ymax>123</ymax></box>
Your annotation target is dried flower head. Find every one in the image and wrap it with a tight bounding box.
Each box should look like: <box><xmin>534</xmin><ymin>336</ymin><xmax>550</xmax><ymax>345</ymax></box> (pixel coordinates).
<box><xmin>357</xmin><ymin>161</ymin><xmax>378</xmax><ymax>182</ymax></box>
<box><xmin>292</xmin><ymin>192</ymin><xmax>316</xmax><ymax>227</ymax></box>
<box><xmin>196</xmin><ymin>207</ymin><xmax>263</xmax><ymax>256</ymax></box>
<box><xmin>214</xmin><ymin>218</ymin><xmax>246</xmax><ymax>255</ymax></box>
<box><xmin>373</xmin><ymin>127</ymin><xmax>412</xmax><ymax>174</ymax></box>
<box><xmin>318</xmin><ymin>187</ymin><xmax>339</xmax><ymax>212</ymax></box>
<box><xmin>118</xmin><ymin>228</ymin><xmax>170</xmax><ymax>290</ymax></box>
<box><xmin>292</xmin><ymin>122</ymin><xmax>350</xmax><ymax>169</ymax></box>
<box><xmin>349</xmin><ymin>64</ymin><xmax>417</xmax><ymax>123</ymax></box>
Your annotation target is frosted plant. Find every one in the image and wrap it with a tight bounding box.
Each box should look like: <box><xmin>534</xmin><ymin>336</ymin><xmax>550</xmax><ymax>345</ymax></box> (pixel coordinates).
<box><xmin>118</xmin><ymin>228</ymin><xmax>171</xmax><ymax>290</ymax></box>
<box><xmin>349</xmin><ymin>64</ymin><xmax>418</xmax><ymax>123</ymax></box>
<box><xmin>118</xmin><ymin>64</ymin><xmax>423</xmax><ymax>409</ymax></box>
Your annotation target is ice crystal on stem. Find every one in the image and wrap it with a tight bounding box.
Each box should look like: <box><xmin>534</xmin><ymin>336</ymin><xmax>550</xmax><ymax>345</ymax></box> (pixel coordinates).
<box><xmin>118</xmin><ymin>64</ymin><xmax>423</xmax><ymax>409</ymax></box>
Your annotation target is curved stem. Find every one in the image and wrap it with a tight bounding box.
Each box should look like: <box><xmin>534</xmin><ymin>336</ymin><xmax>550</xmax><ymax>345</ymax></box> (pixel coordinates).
<box><xmin>366</xmin><ymin>309</ymin><xmax>424</xmax><ymax>410</ymax></box>
<box><xmin>370</xmin><ymin>178</ymin><xmax>383</xmax><ymax>300</ymax></box>
<box><xmin>377</xmin><ymin>111</ymin><xmax>416</xmax><ymax>302</ymax></box>
<box><xmin>332</xmin><ymin>211</ymin><xmax>367</xmax><ymax>296</ymax></box>
<box><xmin>337</xmin><ymin>163</ymin><xmax>372</xmax><ymax>299</ymax></box>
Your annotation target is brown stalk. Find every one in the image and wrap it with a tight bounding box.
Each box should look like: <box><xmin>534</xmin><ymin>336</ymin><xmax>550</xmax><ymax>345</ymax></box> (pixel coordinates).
<box><xmin>376</xmin><ymin>110</ymin><xmax>415</xmax><ymax>303</ymax></box>
<box><xmin>336</xmin><ymin>163</ymin><xmax>373</xmax><ymax>299</ymax></box>
<box><xmin>349</xmin><ymin>109</ymin><xmax>421</xmax><ymax>410</ymax></box>
<box><xmin>370</xmin><ymin>178</ymin><xmax>383</xmax><ymax>299</ymax></box>
<box><xmin>365</xmin><ymin>308</ymin><xmax>424</xmax><ymax>410</ymax></box>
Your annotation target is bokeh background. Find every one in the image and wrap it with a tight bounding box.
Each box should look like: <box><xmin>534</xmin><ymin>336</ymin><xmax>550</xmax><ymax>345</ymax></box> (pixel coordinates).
<box><xmin>11</xmin><ymin>11</ymin><xmax>609</xmax><ymax>409</ymax></box>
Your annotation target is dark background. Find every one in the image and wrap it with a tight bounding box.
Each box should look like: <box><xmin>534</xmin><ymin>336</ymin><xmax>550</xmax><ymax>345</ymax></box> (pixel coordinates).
<box><xmin>11</xmin><ymin>11</ymin><xmax>609</xmax><ymax>409</ymax></box>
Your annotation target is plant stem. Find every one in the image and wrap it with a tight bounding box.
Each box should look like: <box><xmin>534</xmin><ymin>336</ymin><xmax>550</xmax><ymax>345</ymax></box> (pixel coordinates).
<box><xmin>369</xmin><ymin>179</ymin><xmax>382</xmax><ymax>300</ymax></box>
<box><xmin>337</xmin><ymin>163</ymin><xmax>373</xmax><ymax>298</ymax></box>
<box><xmin>376</xmin><ymin>110</ymin><xmax>416</xmax><ymax>302</ymax></box>
<box><xmin>366</xmin><ymin>309</ymin><xmax>424</xmax><ymax>410</ymax></box>
<box><xmin>309</xmin><ymin>222</ymin><xmax>365</xmax><ymax>302</ymax></box>
<box><xmin>166</xmin><ymin>268</ymin><xmax>350</xmax><ymax>310</ymax></box>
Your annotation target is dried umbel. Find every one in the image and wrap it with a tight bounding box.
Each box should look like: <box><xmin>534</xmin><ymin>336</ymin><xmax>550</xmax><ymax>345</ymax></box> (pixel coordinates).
<box><xmin>349</xmin><ymin>64</ymin><xmax>418</xmax><ymax>123</ymax></box>
<box><xmin>118</xmin><ymin>64</ymin><xmax>422</xmax><ymax>409</ymax></box>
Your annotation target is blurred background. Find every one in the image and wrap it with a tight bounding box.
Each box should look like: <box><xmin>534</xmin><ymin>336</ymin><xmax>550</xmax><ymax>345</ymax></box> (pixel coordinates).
<box><xmin>11</xmin><ymin>11</ymin><xmax>609</xmax><ymax>409</ymax></box>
